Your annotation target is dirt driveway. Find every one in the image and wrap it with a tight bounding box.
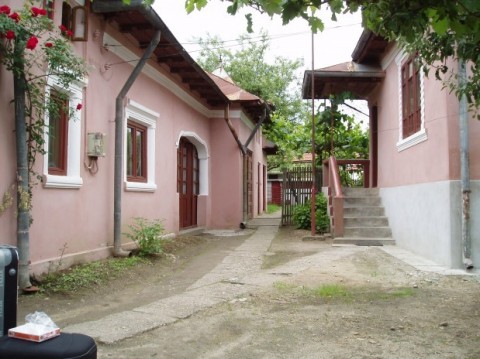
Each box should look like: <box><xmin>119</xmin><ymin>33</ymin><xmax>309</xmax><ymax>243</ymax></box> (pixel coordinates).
<box><xmin>18</xmin><ymin>226</ymin><xmax>480</xmax><ymax>359</ymax></box>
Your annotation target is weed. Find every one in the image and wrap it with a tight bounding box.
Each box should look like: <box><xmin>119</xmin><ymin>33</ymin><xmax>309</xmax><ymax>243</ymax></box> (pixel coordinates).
<box><xmin>311</xmin><ymin>284</ymin><xmax>352</xmax><ymax>299</ymax></box>
<box><xmin>124</xmin><ymin>217</ymin><xmax>168</xmax><ymax>257</ymax></box>
<box><xmin>39</xmin><ymin>256</ymin><xmax>147</xmax><ymax>294</ymax></box>
<box><xmin>272</xmin><ymin>282</ymin><xmax>416</xmax><ymax>304</ymax></box>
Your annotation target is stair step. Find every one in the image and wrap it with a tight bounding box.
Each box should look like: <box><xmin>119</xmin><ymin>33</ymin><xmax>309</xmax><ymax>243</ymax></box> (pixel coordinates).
<box><xmin>342</xmin><ymin>187</ymin><xmax>379</xmax><ymax>197</ymax></box>
<box><xmin>333</xmin><ymin>237</ymin><xmax>395</xmax><ymax>246</ymax></box>
<box><xmin>344</xmin><ymin>226</ymin><xmax>392</xmax><ymax>238</ymax></box>
<box><xmin>344</xmin><ymin>217</ymin><xmax>389</xmax><ymax>227</ymax></box>
<box><xmin>344</xmin><ymin>197</ymin><xmax>382</xmax><ymax>206</ymax></box>
<box><xmin>344</xmin><ymin>207</ymin><xmax>385</xmax><ymax>217</ymax></box>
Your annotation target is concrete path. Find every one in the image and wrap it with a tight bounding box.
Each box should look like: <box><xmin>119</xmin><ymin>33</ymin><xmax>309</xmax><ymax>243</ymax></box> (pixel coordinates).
<box><xmin>64</xmin><ymin>212</ymin><xmax>475</xmax><ymax>344</ymax></box>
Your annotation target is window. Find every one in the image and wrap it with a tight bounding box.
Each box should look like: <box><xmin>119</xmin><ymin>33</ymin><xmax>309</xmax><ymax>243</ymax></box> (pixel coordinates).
<box><xmin>124</xmin><ymin>100</ymin><xmax>158</xmax><ymax>192</ymax></box>
<box><xmin>395</xmin><ymin>52</ymin><xmax>427</xmax><ymax>151</ymax></box>
<box><xmin>43</xmin><ymin>76</ymin><xmax>84</xmax><ymax>189</ymax></box>
<box><xmin>126</xmin><ymin>121</ymin><xmax>147</xmax><ymax>182</ymax></box>
<box><xmin>61</xmin><ymin>1</ymin><xmax>88</xmax><ymax>41</ymax></box>
<box><xmin>48</xmin><ymin>90</ymin><xmax>68</xmax><ymax>175</ymax></box>
<box><xmin>401</xmin><ymin>56</ymin><xmax>421</xmax><ymax>138</ymax></box>
<box><xmin>43</xmin><ymin>0</ymin><xmax>54</xmax><ymax>20</ymax></box>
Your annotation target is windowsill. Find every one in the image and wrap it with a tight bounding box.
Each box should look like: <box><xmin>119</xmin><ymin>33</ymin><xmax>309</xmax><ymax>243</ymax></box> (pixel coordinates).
<box><xmin>396</xmin><ymin>128</ymin><xmax>428</xmax><ymax>152</ymax></box>
<box><xmin>43</xmin><ymin>174</ymin><xmax>83</xmax><ymax>189</ymax></box>
<box><xmin>125</xmin><ymin>181</ymin><xmax>157</xmax><ymax>192</ymax></box>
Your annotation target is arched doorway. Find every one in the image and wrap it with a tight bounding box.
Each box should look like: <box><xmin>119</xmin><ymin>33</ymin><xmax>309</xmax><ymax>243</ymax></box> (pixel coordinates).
<box><xmin>177</xmin><ymin>137</ymin><xmax>199</xmax><ymax>229</ymax></box>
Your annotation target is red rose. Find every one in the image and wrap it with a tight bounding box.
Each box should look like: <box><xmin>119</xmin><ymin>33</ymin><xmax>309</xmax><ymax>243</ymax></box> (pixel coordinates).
<box><xmin>45</xmin><ymin>42</ymin><xmax>53</xmax><ymax>48</ymax></box>
<box><xmin>66</xmin><ymin>30</ymin><xmax>73</xmax><ymax>37</ymax></box>
<box><xmin>26</xmin><ymin>36</ymin><xmax>39</xmax><ymax>50</ymax></box>
<box><xmin>59</xmin><ymin>25</ymin><xmax>67</xmax><ymax>32</ymax></box>
<box><xmin>0</xmin><ymin>5</ymin><xmax>10</xmax><ymax>14</ymax></box>
<box><xmin>9</xmin><ymin>12</ymin><xmax>19</xmax><ymax>22</ymax></box>
<box><xmin>5</xmin><ymin>30</ymin><xmax>15</xmax><ymax>40</ymax></box>
<box><xmin>31</xmin><ymin>7</ymin><xmax>40</xmax><ymax>16</ymax></box>
<box><xmin>76</xmin><ymin>103</ymin><xmax>83</xmax><ymax>111</ymax></box>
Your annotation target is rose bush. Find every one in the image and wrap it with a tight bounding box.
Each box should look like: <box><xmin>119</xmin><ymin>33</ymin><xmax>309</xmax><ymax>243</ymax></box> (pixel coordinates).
<box><xmin>0</xmin><ymin>1</ymin><xmax>88</xmax><ymax>290</ymax></box>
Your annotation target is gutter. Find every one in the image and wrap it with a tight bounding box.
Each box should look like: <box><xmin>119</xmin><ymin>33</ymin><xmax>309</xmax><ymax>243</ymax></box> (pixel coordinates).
<box><xmin>92</xmin><ymin>1</ymin><xmax>162</xmax><ymax>257</ymax></box>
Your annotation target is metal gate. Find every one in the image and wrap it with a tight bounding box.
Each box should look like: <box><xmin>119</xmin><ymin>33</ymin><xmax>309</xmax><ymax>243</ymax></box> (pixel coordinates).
<box><xmin>282</xmin><ymin>165</ymin><xmax>322</xmax><ymax>225</ymax></box>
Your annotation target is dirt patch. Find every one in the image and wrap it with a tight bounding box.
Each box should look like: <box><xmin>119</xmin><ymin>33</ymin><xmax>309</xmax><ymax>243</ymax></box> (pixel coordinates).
<box><xmin>17</xmin><ymin>226</ymin><xmax>480</xmax><ymax>358</ymax></box>
<box><xmin>18</xmin><ymin>232</ymin><xmax>251</xmax><ymax>326</ymax></box>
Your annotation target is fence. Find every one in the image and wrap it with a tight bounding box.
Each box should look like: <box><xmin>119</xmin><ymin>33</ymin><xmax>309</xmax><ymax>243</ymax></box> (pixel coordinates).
<box><xmin>282</xmin><ymin>166</ymin><xmax>322</xmax><ymax>225</ymax></box>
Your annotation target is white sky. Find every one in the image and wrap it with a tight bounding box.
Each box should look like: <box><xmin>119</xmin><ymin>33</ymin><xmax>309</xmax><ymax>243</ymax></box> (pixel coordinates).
<box><xmin>153</xmin><ymin>1</ymin><xmax>364</xmax><ymax>71</ymax></box>
<box><xmin>151</xmin><ymin>1</ymin><xmax>369</xmax><ymax>124</ymax></box>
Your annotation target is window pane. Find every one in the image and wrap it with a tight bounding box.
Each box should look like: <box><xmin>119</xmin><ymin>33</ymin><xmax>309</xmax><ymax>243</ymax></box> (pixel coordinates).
<box><xmin>127</xmin><ymin>121</ymin><xmax>147</xmax><ymax>182</ymax></box>
<box><xmin>136</xmin><ymin>130</ymin><xmax>143</xmax><ymax>176</ymax></box>
<box><xmin>126</xmin><ymin>127</ymin><xmax>133</xmax><ymax>176</ymax></box>
<box><xmin>48</xmin><ymin>90</ymin><xmax>68</xmax><ymax>175</ymax></box>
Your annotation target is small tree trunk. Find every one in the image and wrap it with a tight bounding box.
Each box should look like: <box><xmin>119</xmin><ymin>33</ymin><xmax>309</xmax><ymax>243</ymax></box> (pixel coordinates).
<box><xmin>13</xmin><ymin>43</ymin><xmax>32</xmax><ymax>290</ymax></box>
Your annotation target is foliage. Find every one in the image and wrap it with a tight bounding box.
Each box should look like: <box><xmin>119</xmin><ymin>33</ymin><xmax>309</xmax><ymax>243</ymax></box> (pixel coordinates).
<box><xmin>124</xmin><ymin>217</ymin><xmax>168</xmax><ymax>257</ymax></box>
<box><xmin>292</xmin><ymin>193</ymin><xmax>329</xmax><ymax>233</ymax></box>
<box><xmin>0</xmin><ymin>1</ymin><xmax>88</xmax><ymax>178</ymax></box>
<box><xmin>195</xmin><ymin>31</ymin><xmax>310</xmax><ymax>170</ymax></box>
<box><xmin>1</xmin><ymin>1</ymin><xmax>87</xmax><ymax>289</ymax></box>
<box><xmin>311</xmin><ymin>94</ymin><xmax>369</xmax><ymax>164</ymax></box>
<box><xmin>186</xmin><ymin>0</ymin><xmax>480</xmax><ymax>115</ymax></box>
<box><xmin>38</xmin><ymin>256</ymin><xmax>147</xmax><ymax>294</ymax></box>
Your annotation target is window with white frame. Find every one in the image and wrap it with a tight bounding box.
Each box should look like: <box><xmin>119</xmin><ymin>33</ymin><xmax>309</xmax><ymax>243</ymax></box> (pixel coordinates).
<box><xmin>124</xmin><ymin>100</ymin><xmax>157</xmax><ymax>192</ymax></box>
<box><xmin>43</xmin><ymin>76</ymin><xmax>84</xmax><ymax>189</ymax></box>
<box><xmin>396</xmin><ymin>52</ymin><xmax>427</xmax><ymax>151</ymax></box>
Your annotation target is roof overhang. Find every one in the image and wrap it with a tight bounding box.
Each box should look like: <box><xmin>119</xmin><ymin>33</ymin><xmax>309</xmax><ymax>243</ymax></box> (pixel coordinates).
<box><xmin>302</xmin><ymin>61</ymin><xmax>385</xmax><ymax>100</ymax></box>
<box><xmin>92</xmin><ymin>0</ymin><xmax>229</xmax><ymax>108</ymax></box>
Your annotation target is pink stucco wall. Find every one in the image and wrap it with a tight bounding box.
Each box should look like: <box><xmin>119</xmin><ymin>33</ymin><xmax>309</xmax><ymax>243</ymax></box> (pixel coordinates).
<box><xmin>0</xmin><ymin>1</ymin><xmax>267</xmax><ymax>274</ymax></box>
<box><xmin>371</xmin><ymin>48</ymin><xmax>480</xmax><ymax>188</ymax></box>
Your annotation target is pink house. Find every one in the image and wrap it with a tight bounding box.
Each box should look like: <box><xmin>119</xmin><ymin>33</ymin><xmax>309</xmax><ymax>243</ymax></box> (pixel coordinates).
<box><xmin>303</xmin><ymin>30</ymin><xmax>479</xmax><ymax>270</ymax></box>
<box><xmin>0</xmin><ymin>0</ymin><xmax>268</xmax><ymax>276</ymax></box>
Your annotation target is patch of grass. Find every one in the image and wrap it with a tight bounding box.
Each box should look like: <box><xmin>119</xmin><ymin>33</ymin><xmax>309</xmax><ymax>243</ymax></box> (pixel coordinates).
<box><xmin>267</xmin><ymin>203</ymin><xmax>281</xmax><ymax>214</ymax></box>
<box><xmin>311</xmin><ymin>284</ymin><xmax>352</xmax><ymax>299</ymax></box>
<box><xmin>273</xmin><ymin>281</ymin><xmax>298</xmax><ymax>291</ymax></box>
<box><xmin>39</xmin><ymin>256</ymin><xmax>148</xmax><ymax>294</ymax></box>
<box><xmin>382</xmin><ymin>287</ymin><xmax>415</xmax><ymax>299</ymax></box>
<box><xmin>272</xmin><ymin>282</ymin><xmax>416</xmax><ymax>303</ymax></box>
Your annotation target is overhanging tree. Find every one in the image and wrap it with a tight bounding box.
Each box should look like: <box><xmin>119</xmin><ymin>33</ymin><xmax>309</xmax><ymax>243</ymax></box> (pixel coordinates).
<box><xmin>196</xmin><ymin>31</ymin><xmax>310</xmax><ymax>171</ymax></box>
<box><xmin>0</xmin><ymin>2</ymin><xmax>87</xmax><ymax>290</ymax></box>
<box><xmin>186</xmin><ymin>0</ymin><xmax>480</xmax><ymax>114</ymax></box>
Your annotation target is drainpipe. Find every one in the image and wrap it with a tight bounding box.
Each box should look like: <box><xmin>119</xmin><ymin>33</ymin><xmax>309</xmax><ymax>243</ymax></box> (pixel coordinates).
<box><xmin>458</xmin><ymin>59</ymin><xmax>473</xmax><ymax>270</ymax></box>
<box><xmin>112</xmin><ymin>30</ymin><xmax>161</xmax><ymax>256</ymax></box>
<box><xmin>224</xmin><ymin>105</ymin><xmax>246</xmax><ymax>155</ymax></box>
<box><xmin>92</xmin><ymin>1</ymin><xmax>163</xmax><ymax>256</ymax></box>
<box><xmin>224</xmin><ymin>104</ymin><xmax>270</xmax><ymax>227</ymax></box>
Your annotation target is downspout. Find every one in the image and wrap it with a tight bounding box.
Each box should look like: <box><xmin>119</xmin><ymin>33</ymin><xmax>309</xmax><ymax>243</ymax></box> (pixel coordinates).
<box><xmin>458</xmin><ymin>59</ymin><xmax>473</xmax><ymax>269</ymax></box>
<box><xmin>242</xmin><ymin>106</ymin><xmax>269</xmax><ymax>225</ymax></box>
<box><xmin>113</xmin><ymin>31</ymin><xmax>161</xmax><ymax>256</ymax></box>
<box><xmin>224</xmin><ymin>105</ymin><xmax>246</xmax><ymax>155</ymax></box>
<box><xmin>224</xmin><ymin>104</ymin><xmax>270</xmax><ymax>227</ymax></box>
<box><xmin>223</xmin><ymin>105</ymin><xmax>248</xmax><ymax>225</ymax></box>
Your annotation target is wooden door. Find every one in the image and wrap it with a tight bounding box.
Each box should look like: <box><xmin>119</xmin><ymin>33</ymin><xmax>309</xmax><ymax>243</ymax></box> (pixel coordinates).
<box><xmin>178</xmin><ymin>138</ymin><xmax>199</xmax><ymax>228</ymax></box>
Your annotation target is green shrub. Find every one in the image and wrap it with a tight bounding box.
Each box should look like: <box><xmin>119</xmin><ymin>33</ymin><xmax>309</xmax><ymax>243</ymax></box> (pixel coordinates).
<box><xmin>124</xmin><ymin>217</ymin><xmax>167</xmax><ymax>257</ymax></box>
<box><xmin>292</xmin><ymin>193</ymin><xmax>330</xmax><ymax>233</ymax></box>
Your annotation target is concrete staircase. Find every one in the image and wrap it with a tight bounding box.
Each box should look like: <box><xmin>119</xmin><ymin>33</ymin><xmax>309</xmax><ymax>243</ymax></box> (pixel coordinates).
<box><xmin>333</xmin><ymin>187</ymin><xmax>395</xmax><ymax>246</ymax></box>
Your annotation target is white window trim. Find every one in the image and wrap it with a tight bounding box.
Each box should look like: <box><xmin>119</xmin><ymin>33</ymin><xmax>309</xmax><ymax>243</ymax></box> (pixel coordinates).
<box><xmin>124</xmin><ymin>100</ymin><xmax>158</xmax><ymax>192</ymax></box>
<box><xmin>43</xmin><ymin>76</ymin><xmax>85</xmax><ymax>189</ymax></box>
<box><xmin>395</xmin><ymin>51</ymin><xmax>427</xmax><ymax>152</ymax></box>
